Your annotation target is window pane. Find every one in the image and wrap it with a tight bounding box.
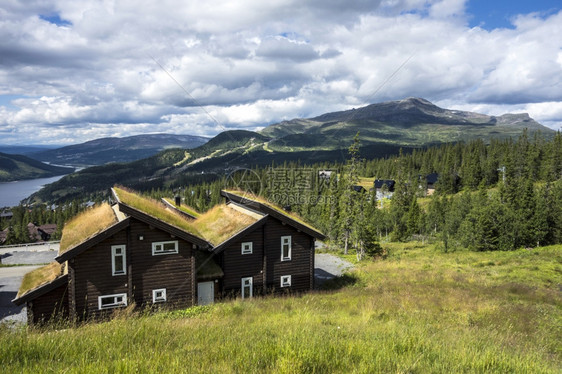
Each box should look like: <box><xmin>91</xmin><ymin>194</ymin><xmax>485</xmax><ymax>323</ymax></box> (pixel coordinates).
<box><xmin>114</xmin><ymin>256</ymin><xmax>123</xmax><ymax>271</ymax></box>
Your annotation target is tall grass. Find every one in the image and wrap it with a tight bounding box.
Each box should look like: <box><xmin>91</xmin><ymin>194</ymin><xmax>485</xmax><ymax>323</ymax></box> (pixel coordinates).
<box><xmin>17</xmin><ymin>262</ymin><xmax>63</xmax><ymax>298</ymax></box>
<box><xmin>195</xmin><ymin>204</ymin><xmax>258</xmax><ymax>245</ymax></box>
<box><xmin>2</xmin><ymin>244</ymin><xmax>560</xmax><ymax>373</ymax></box>
<box><xmin>59</xmin><ymin>203</ymin><xmax>117</xmax><ymax>254</ymax></box>
<box><xmin>114</xmin><ymin>186</ymin><xmax>201</xmax><ymax>237</ymax></box>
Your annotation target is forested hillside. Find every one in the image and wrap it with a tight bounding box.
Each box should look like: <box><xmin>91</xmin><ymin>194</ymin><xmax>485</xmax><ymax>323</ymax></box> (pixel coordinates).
<box><xmin>0</xmin><ymin>152</ymin><xmax>73</xmax><ymax>182</ymax></box>
<box><xmin>147</xmin><ymin>131</ymin><xmax>562</xmax><ymax>254</ymax></box>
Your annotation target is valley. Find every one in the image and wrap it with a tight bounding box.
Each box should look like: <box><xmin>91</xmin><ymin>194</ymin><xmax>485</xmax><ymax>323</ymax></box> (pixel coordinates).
<box><xmin>25</xmin><ymin>98</ymin><xmax>556</xmax><ymax>204</ymax></box>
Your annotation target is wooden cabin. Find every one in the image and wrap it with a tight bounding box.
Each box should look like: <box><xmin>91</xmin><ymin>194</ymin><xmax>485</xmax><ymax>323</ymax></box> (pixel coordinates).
<box><xmin>12</xmin><ymin>187</ymin><xmax>324</xmax><ymax>324</ymax></box>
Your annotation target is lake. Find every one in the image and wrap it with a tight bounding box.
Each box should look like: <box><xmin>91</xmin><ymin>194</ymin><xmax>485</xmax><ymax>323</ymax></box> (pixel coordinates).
<box><xmin>0</xmin><ymin>175</ymin><xmax>66</xmax><ymax>207</ymax></box>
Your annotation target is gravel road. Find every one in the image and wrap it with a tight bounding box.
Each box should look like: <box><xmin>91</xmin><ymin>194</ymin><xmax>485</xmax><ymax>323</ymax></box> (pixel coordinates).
<box><xmin>314</xmin><ymin>253</ymin><xmax>354</xmax><ymax>288</ymax></box>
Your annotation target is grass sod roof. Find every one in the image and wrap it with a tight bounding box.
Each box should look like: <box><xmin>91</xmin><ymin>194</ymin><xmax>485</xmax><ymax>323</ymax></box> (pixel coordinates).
<box><xmin>113</xmin><ymin>187</ymin><xmax>202</xmax><ymax>238</ymax></box>
<box><xmin>222</xmin><ymin>189</ymin><xmax>323</xmax><ymax>234</ymax></box>
<box><xmin>16</xmin><ymin>261</ymin><xmax>64</xmax><ymax>299</ymax></box>
<box><xmin>194</xmin><ymin>204</ymin><xmax>259</xmax><ymax>246</ymax></box>
<box><xmin>162</xmin><ymin>197</ymin><xmax>201</xmax><ymax>218</ymax></box>
<box><xmin>59</xmin><ymin>203</ymin><xmax>118</xmax><ymax>255</ymax></box>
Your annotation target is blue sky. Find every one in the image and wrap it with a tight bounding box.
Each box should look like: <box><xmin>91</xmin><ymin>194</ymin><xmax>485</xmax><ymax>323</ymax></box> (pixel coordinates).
<box><xmin>0</xmin><ymin>0</ymin><xmax>561</xmax><ymax>145</ymax></box>
<box><xmin>467</xmin><ymin>0</ymin><xmax>561</xmax><ymax>29</ymax></box>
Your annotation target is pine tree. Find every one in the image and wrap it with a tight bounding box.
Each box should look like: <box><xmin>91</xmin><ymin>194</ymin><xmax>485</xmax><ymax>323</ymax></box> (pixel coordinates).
<box><xmin>339</xmin><ymin>133</ymin><xmax>361</xmax><ymax>254</ymax></box>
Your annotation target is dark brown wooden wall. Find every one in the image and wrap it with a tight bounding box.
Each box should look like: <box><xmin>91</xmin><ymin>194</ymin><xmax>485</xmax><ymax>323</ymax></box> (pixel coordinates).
<box><xmin>29</xmin><ymin>283</ymin><xmax>69</xmax><ymax>324</ymax></box>
<box><xmin>128</xmin><ymin>219</ymin><xmax>193</xmax><ymax>309</ymax></box>
<box><xmin>220</xmin><ymin>227</ymin><xmax>264</xmax><ymax>295</ymax></box>
<box><xmin>264</xmin><ymin>218</ymin><xmax>314</xmax><ymax>293</ymax></box>
<box><xmin>219</xmin><ymin>217</ymin><xmax>315</xmax><ymax>297</ymax></box>
<box><xmin>71</xmin><ymin>229</ymin><xmax>128</xmax><ymax>320</ymax></box>
<box><xmin>70</xmin><ymin>217</ymin><xmax>194</xmax><ymax>320</ymax></box>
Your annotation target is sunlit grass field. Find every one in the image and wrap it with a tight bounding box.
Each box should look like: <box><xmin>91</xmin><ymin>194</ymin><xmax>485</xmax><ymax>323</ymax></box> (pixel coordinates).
<box><xmin>1</xmin><ymin>243</ymin><xmax>560</xmax><ymax>373</ymax></box>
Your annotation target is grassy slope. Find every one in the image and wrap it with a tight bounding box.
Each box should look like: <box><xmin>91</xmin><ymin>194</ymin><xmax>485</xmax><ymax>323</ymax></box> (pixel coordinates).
<box><xmin>1</xmin><ymin>243</ymin><xmax>560</xmax><ymax>373</ymax></box>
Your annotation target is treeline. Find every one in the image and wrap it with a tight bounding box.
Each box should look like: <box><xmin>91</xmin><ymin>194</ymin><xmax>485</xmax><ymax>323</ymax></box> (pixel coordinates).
<box><xmin>291</xmin><ymin>132</ymin><xmax>562</xmax><ymax>253</ymax></box>
<box><xmin>362</xmin><ymin>130</ymin><xmax>562</xmax><ymax>191</ymax></box>
<box><xmin>144</xmin><ymin>131</ymin><xmax>561</xmax><ymax>256</ymax></box>
<box><xmin>0</xmin><ymin>201</ymin><xmax>87</xmax><ymax>245</ymax></box>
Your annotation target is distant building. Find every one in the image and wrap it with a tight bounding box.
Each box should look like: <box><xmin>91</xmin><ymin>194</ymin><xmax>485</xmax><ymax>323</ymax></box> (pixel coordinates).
<box><xmin>374</xmin><ymin>179</ymin><xmax>395</xmax><ymax>192</ymax></box>
<box><xmin>27</xmin><ymin>223</ymin><xmax>57</xmax><ymax>242</ymax></box>
<box><xmin>0</xmin><ymin>210</ymin><xmax>13</xmax><ymax>219</ymax></box>
<box><xmin>318</xmin><ymin>170</ymin><xmax>334</xmax><ymax>180</ymax></box>
<box><xmin>373</xmin><ymin>179</ymin><xmax>395</xmax><ymax>201</ymax></box>
<box><xmin>424</xmin><ymin>173</ymin><xmax>439</xmax><ymax>195</ymax></box>
<box><xmin>351</xmin><ymin>185</ymin><xmax>367</xmax><ymax>193</ymax></box>
<box><xmin>0</xmin><ymin>228</ymin><xmax>8</xmax><ymax>245</ymax></box>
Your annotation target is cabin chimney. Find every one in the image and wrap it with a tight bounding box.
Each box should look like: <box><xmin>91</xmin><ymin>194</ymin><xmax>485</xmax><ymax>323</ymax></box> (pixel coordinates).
<box><xmin>174</xmin><ymin>196</ymin><xmax>181</xmax><ymax>206</ymax></box>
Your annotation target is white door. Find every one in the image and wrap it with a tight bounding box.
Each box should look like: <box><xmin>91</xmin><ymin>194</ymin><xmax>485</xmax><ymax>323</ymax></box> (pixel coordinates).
<box><xmin>197</xmin><ymin>281</ymin><xmax>214</xmax><ymax>305</ymax></box>
<box><xmin>241</xmin><ymin>277</ymin><xmax>253</xmax><ymax>299</ymax></box>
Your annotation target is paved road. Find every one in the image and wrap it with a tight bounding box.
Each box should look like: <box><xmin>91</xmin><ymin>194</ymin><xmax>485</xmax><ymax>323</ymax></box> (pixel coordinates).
<box><xmin>0</xmin><ymin>265</ymin><xmax>41</xmax><ymax>324</ymax></box>
<box><xmin>314</xmin><ymin>253</ymin><xmax>354</xmax><ymax>288</ymax></box>
<box><xmin>0</xmin><ymin>242</ymin><xmax>60</xmax><ymax>256</ymax></box>
<box><xmin>1</xmin><ymin>250</ymin><xmax>58</xmax><ymax>265</ymax></box>
<box><xmin>0</xmin><ymin>250</ymin><xmax>58</xmax><ymax>324</ymax></box>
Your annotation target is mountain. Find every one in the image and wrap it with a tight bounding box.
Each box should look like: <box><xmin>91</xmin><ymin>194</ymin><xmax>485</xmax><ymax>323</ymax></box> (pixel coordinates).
<box><xmin>261</xmin><ymin>97</ymin><xmax>552</xmax><ymax>148</ymax></box>
<box><xmin>30</xmin><ymin>134</ymin><xmax>209</xmax><ymax>167</ymax></box>
<box><xmin>0</xmin><ymin>145</ymin><xmax>59</xmax><ymax>155</ymax></box>
<box><xmin>0</xmin><ymin>152</ymin><xmax>74</xmax><ymax>182</ymax></box>
<box><xmin>29</xmin><ymin>98</ymin><xmax>555</xmax><ymax>203</ymax></box>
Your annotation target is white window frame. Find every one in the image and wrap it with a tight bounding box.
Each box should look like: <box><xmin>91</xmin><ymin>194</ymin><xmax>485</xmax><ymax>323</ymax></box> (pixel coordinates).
<box><xmin>241</xmin><ymin>277</ymin><xmax>253</xmax><ymax>299</ymax></box>
<box><xmin>98</xmin><ymin>293</ymin><xmax>127</xmax><ymax>310</ymax></box>
<box><xmin>241</xmin><ymin>242</ymin><xmax>253</xmax><ymax>255</ymax></box>
<box><xmin>281</xmin><ymin>275</ymin><xmax>291</xmax><ymax>288</ymax></box>
<box><xmin>152</xmin><ymin>288</ymin><xmax>167</xmax><ymax>303</ymax></box>
<box><xmin>281</xmin><ymin>236</ymin><xmax>292</xmax><ymax>261</ymax></box>
<box><xmin>152</xmin><ymin>240</ymin><xmax>179</xmax><ymax>256</ymax></box>
<box><xmin>111</xmin><ymin>245</ymin><xmax>126</xmax><ymax>276</ymax></box>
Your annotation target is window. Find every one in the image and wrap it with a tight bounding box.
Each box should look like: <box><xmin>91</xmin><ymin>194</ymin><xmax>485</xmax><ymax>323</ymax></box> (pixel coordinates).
<box><xmin>98</xmin><ymin>293</ymin><xmax>127</xmax><ymax>310</ymax></box>
<box><xmin>241</xmin><ymin>242</ymin><xmax>253</xmax><ymax>255</ymax></box>
<box><xmin>281</xmin><ymin>236</ymin><xmax>291</xmax><ymax>261</ymax></box>
<box><xmin>111</xmin><ymin>245</ymin><xmax>126</xmax><ymax>276</ymax></box>
<box><xmin>281</xmin><ymin>275</ymin><xmax>291</xmax><ymax>288</ymax></box>
<box><xmin>152</xmin><ymin>240</ymin><xmax>178</xmax><ymax>255</ymax></box>
<box><xmin>152</xmin><ymin>288</ymin><xmax>167</xmax><ymax>303</ymax></box>
<box><xmin>241</xmin><ymin>277</ymin><xmax>253</xmax><ymax>299</ymax></box>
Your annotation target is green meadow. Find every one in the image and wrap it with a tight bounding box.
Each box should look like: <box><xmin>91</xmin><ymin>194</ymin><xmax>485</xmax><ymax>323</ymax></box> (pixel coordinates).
<box><xmin>1</xmin><ymin>243</ymin><xmax>561</xmax><ymax>373</ymax></box>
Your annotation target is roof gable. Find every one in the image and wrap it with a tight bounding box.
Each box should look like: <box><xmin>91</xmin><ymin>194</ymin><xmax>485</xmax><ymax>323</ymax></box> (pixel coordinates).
<box><xmin>58</xmin><ymin>203</ymin><xmax>118</xmax><ymax>255</ymax></box>
<box><xmin>194</xmin><ymin>203</ymin><xmax>262</xmax><ymax>246</ymax></box>
<box><xmin>56</xmin><ymin>218</ymin><xmax>131</xmax><ymax>262</ymax></box>
<box><xmin>13</xmin><ymin>262</ymin><xmax>67</xmax><ymax>305</ymax></box>
<box><xmin>221</xmin><ymin>190</ymin><xmax>325</xmax><ymax>240</ymax></box>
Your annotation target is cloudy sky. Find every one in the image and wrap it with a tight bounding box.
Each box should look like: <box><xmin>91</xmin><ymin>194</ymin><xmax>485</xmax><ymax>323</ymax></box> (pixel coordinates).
<box><xmin>0</xmin><ymin>0</ymin><xmax>561</xmax><ymax>145</ymax></box>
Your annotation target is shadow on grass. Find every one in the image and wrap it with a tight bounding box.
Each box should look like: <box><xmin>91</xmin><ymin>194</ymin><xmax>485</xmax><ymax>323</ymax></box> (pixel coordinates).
<box><xmin>318</xmin><ymin>272</ymin><xmax>360</xmax><ymax>291</ymax></box>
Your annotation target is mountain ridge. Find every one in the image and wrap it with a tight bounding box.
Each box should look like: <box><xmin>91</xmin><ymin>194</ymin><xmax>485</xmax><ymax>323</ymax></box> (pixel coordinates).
<box><xmin>260</xmin><ymin>97</ymin><xmax>548</xmax><ymax>141</ymax></box>
<box><xmin>31</xmin><ymin>133</ymin><xmax>209</xmax><ymax>167</ymax></box>
<box><xmin>29</xmin><ymin>98</ymin><xmax>555</xmax><ymax>203</ymax></box>
<box><xmin>0</xmin><ymin>152</ymin><xmax>74</xmax><ymax>182</ymax></box>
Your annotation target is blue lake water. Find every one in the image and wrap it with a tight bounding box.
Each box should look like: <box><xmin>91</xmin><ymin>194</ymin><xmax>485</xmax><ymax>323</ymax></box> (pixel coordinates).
<box><xmin>0</xmin><ymin>175</ymin><xmax>66</xmax><ymax>207</ymax></box>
